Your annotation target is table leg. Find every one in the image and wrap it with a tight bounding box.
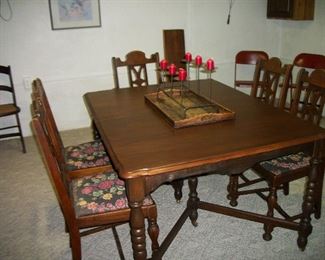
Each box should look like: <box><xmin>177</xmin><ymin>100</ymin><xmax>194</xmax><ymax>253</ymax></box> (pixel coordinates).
<box><xmin>126</xmin><ymin>179</ymin><xmax>147</xmax><ymax>260</ymax></box>
<box><xmin>297</xmin><ymin>141</ymin><xmax>323</xmax><ymax>251</ymax></box>
<box><xmin>187</xmin><ymin>177</ymin><xmax>199</xmax><ymax>227</ymax></box>
<box><xmin>171</xmin><ymin>179</ymin><xmax>184</xmax><ymax>202</ymax></box>
<box><xmin>227</xmin><ymin>174</ymin><xmax>239</xmax><ymax>207</ymax></box>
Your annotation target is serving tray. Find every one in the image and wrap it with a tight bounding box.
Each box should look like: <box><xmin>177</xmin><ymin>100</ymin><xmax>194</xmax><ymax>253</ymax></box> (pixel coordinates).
<box><xmin>145</xmin><ymin>87</ymin><xmax>235</xmax><ymax>128</ymax></box>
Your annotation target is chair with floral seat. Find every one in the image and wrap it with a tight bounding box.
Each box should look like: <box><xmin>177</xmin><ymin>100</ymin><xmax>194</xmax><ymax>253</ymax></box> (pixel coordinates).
<box><xmin>227</xmin><ymin>57</ymin><xmax>293</xmax><ymax>206</ymax></box>
<box><xmin>111</xmin><ymin>51</ymin><xmax>184</xmax><ymax>202</ymax></box>
<box><xmin>31</xmin><ymin>78</ymin><xmax>112</xmax><ymax>180</ymax></box>
<box><xmin>31</xmin><ymin>98</ymin><xmax>159</xmax><ymax>260</ymax></box>
<box><xmin>227</xmin><ymin>68</ymin><xmax>325</xmax><ymax>242</ymax></box>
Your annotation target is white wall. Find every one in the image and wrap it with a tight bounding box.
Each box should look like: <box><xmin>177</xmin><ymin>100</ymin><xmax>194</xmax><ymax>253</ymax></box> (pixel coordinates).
<box><xmin>187</xmin><ymin>0</ymin><xmax>281</xmax><ymax>90</ymax></box>
<box><xmin>1</xmin><ymin>0</ymin><xmax>322</xmax><ymax>137</ymax></box>
<box><xmin>280</xmin><ymin>0</ymin><xmax>325</xmax><ymax>62</ymax></box>
<box><xmin>278</xmin><ymin>0</ymin><xmax>325</xmax><ymax>87</ymax></box>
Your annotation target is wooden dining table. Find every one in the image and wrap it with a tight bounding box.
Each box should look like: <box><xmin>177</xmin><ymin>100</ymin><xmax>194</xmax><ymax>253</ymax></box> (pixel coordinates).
<box><xmin>84</xmin><ymin>79</ymin><xmax>325</xmax><ymax>260</ymax></box>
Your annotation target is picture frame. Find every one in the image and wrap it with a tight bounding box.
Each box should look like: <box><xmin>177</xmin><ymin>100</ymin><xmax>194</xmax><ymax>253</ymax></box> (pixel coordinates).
<box><xmin>49</xmin><ymin>0</ymin><xmax>101</xmax><ymax>30</ymax></box>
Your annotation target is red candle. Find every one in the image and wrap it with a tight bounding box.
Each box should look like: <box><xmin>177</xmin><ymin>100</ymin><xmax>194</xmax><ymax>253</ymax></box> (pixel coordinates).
<box><xmin>195</xmin><ymin>55</ymin><xmax>202</xmax><ymax>66</ymax></box>
<box><xmin>206</xmin><ymin>58</ymin><xmax>215</xmax><ymax>71</ymax></box>
<box><xmin>160</xmin><ymin>59</ymin><xmax>168</xmax><ymax>70</ymax></box>
<box><xmin>185</xmin><ymin>52</ymin><xmax>192</xmax><ymax>62</ymax></box>
<box><xmin>169</xmin><ymin>64</ymin><xmax>176</xmax><ymax>75</ymax></box>
<box><xmin>178</xmin><ymin>68</ymin><xmax>187</xmax><ymax>81</ymax></box>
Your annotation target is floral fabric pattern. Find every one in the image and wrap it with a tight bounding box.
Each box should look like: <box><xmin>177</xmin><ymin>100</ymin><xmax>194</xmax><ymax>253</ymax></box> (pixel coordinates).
<box><xmin>65</xmin><ymin>140</ymin><xmax>110</xmax><ymax>171</ymax></box>
<box><xmin>259</xmin><ymin>152</ymin><xmax>311</xmax><ymax>175</ymax></box>
<box><xmin>72</xmin><ymin>171</ymin><xmax>153</xmax><ymax>217</ymax></box>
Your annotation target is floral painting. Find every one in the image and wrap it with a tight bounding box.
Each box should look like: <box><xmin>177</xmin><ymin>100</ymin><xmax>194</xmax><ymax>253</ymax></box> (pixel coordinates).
<box><xmin>58</xmin><ymin>0</ymin><xmax>93</xmax><ymax>21</ymax></box>
<box><xmin>49</xmin><ymin>0</ymin><xmax>101</xmax><ymax>30</ymax></box>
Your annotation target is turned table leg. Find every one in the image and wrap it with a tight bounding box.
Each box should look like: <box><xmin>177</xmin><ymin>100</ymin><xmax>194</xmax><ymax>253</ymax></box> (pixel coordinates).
<box><xmin>187</xmin><ymin>177</ymin><xmax>199</xmax><ymax>227</ymax></box>
<box><xmin>126</xmin><ymin>179</ymin><xmax>147</xmax><ymax>260</ymax></box>
<box><xmin>227</xmin><ymin>174</ymin><xmax>239</xmax><ymax>207</ymax></box>
<box><xmin>171</xmin><ymin>179</ymin><xmax>184</xmax><ymax>202</ymax></box>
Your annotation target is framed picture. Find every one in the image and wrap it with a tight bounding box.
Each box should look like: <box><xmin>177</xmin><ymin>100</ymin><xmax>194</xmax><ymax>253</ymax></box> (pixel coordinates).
<box><xmin>49</xmin><ymin>0</ymin><xmax>101</xmax><ymax>30</ymax></box>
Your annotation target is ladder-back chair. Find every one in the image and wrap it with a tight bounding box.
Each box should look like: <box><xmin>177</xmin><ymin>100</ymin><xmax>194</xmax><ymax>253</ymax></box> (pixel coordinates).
<box><xmin>0</xmin><ymin>65</ymin><xmax>26</xmax><ymax>152</ymax></box>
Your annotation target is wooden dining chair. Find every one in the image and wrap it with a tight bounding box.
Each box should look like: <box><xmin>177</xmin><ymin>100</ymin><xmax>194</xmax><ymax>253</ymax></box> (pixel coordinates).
<box><xmin>31</xmin><ymin>78</ymin><xmax>112</xmax><ymax>180</ymax></box>
<box><xmin>227</xmin><ymin>68</ymin><xmax>325</xmax><ymax>242</ymax></box>
<box><xmin>250</xmin><ymin>57</ymin><xmax>292</xmax><ymax>108</ymax></box>
<box><xmin>112</xmin><ymin>50</ymin><xmax>161</xmax><ymax>89</ymax></box>
<box><xmin>0</xmin><ymin>65</ymin><xmax>26</xmax><ymax>153</ymax></box>
<box><xmin>111</xmin><ymin>50</ymin><xmax>184</xmax><ymax>202</ymax></box>
<box><xmin>234</xmin><ymin>50</ymin><xmax>269</xmax><ymax>90</ymax></box>
<box><xmin>227</xmin><ymin>57</ymin><xmax>293</xmax><ymax>206</ymax></box>
<box><xmin>31</xmin><ymin>98</ymin><xmax>159</xmax><ymax>260</ymax></box>
<box><xmin>287</xmin><ymin>53</ymin><xmax>325</xmax><ymax>102</ymax></box>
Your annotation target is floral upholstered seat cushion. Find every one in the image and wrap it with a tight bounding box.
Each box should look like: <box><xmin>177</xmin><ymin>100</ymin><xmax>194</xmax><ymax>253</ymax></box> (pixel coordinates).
<box><xmin>258</xmin><ymin>152</ymin><xmax>311</xmax><ymax>175</ymax></box>
<box><xmin>72</xmin><ymin>171</ymin><xmax>153</xmax><ymax>217</ymax></box>
<box><xmin>65</xmin><ymin>140</ymin><xmax>110</xmax><ymax>172</ymax></box>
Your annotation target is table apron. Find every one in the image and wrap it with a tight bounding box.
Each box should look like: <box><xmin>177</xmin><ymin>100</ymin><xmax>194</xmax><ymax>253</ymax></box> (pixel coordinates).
<box><xmin>144</xmin><ymin>142</ymin><xmax>313</xmax><ymax>194</ymax></box>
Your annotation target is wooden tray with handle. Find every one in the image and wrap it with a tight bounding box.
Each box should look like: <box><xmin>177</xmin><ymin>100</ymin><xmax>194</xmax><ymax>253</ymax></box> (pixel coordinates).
<box><xmin>145</xmin><ymin>87</ymin><xmax>235</xmax><ymax>128</ymax></box>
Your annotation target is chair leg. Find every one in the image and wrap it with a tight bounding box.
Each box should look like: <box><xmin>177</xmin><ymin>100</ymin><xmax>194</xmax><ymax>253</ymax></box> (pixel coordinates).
<box><xmin>227</xmin><ymin>174</ymin><xmax>239</xmax><ymax>207</ymax></box>
<box><xmin>263</xmin><ymin>186</ymin><xmax>277</xmax><ymax>241</ymax></box>
<box><xmin>15</xmin><ymin>114</ymin><xmax>26</xmax><ymax>153</ymax></box>
<box><xmin>314</xmin><ymin>170</ymin><xmax>324</xmax><ymax>219</ymax></box>
<box><xmin>147</xmin><ymin>208</ymin><xmax>160</xmax><ymax>254</ymax></box>
<box><xmin>70</xmin><ymin>230</ymin><xmax>82</xmax><ymax>260</ymax></box>
<box><xmin>282</xmin><ymin>182</ymin><xmax>289</xmax><ymax>195</ymax></box>
<box><xmin>91</xmin><ymin>120</ymin><xmax>100</xmax><ymax>140</ymax></box>
<box><xmin>171</xmin><ymin>179</ymin><xmax>184</xmax><ymax>202</ymax></box>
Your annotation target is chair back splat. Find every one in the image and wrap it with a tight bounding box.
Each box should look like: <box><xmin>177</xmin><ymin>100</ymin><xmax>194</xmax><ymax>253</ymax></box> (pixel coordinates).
<box><xmin>292</xmin><ymin>69</ymin><xmax>325</xmax><ymax>125</ymax></box>
<box><xmin>0</xmin><ymin>65</ymin><xmax>26</xmax><ymax>152</ymax></box>
<box><xmin>112</xmin><ymin>50</ymin><xmax>161</xmax><ymax>89</ymax></box>
<box><xmin>250</xmin><ymin>57</ymin><xmax>293</xmax><ymax>109</ymax></box>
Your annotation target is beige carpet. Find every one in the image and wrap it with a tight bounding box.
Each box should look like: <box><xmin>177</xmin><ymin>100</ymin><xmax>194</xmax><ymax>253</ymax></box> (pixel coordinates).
<box><xmin>0</xmin><ymin>128</ymin><xmax>324</xmax><ymax>260</ymax></box>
